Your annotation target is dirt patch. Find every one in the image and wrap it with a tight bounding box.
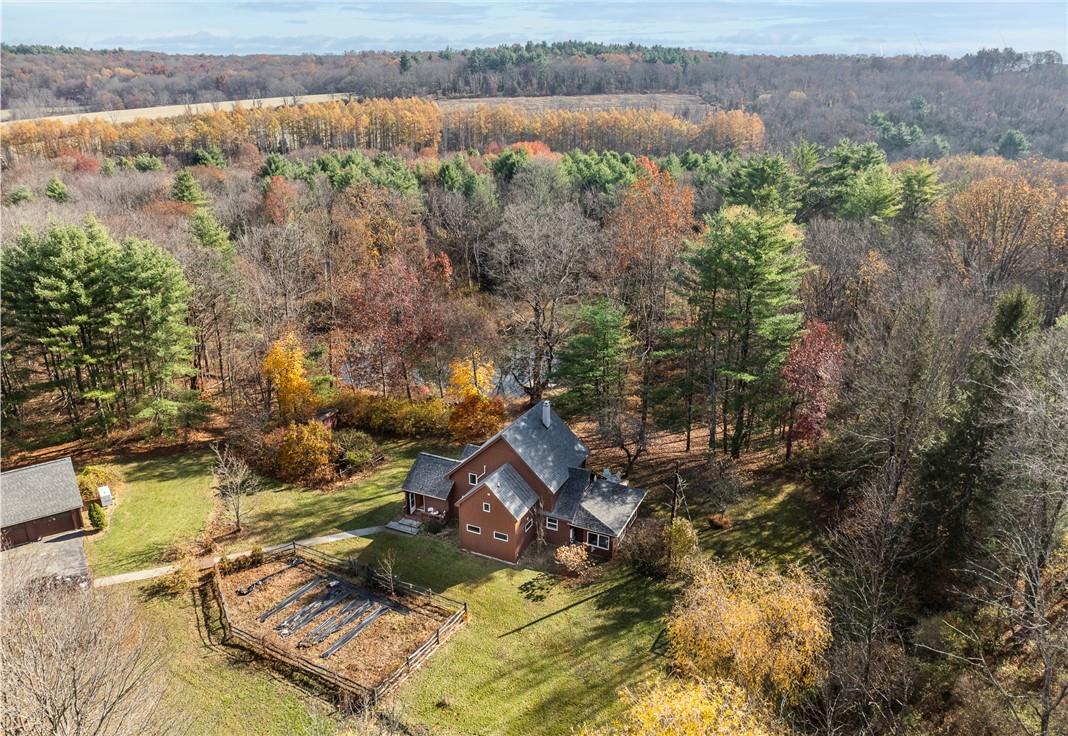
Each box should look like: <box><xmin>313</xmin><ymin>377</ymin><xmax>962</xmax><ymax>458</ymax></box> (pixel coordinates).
<box><xmin>218</xmin><ymin>557</ymin><xmax>453</xmax><ymax>689</ymax></box>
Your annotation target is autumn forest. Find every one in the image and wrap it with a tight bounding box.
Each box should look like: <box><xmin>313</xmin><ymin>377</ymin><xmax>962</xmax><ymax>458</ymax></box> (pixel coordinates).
<box><xmin>1</xmin><ymin>39</ymin><xmax>1066</xmax><ymax>736</ymax></box>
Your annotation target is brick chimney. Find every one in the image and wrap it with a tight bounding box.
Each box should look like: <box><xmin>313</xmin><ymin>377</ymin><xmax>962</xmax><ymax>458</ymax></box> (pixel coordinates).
<box><xmin>541</xmin><ymin>400</ymin><xmax>551</xmax><ymax>428</ymax></box>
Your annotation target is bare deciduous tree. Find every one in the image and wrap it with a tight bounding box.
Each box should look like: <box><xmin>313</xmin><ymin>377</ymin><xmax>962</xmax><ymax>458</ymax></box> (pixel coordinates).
<box><xmin>1</xmin><ymin>575</ymin><xmax>174</xmax><ymax>736</ymax></box>
<box><xmin>212</xmin><ymin>442</ymin><xmax>261</xmax><ymax>533</ymax></box>
<box><xmin>945</xmin><ymin>326</ymin><xmax>1068</xmax><ymax>736</ymax></box>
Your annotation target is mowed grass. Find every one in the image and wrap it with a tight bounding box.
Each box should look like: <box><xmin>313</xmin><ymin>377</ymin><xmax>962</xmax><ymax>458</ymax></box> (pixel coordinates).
<box><xmin>85</xmin><ymin>451</ymin><xmax>215</xmax><ymax>577</ymax></box>
<box><xmin>318</xmin><ymin>533</ymin><xmax>676</xmax><ymax>736</ymax></box>
<box><xmin>700</xmin><ymin>476</ymin><xmax>827</xmax><ymax>566</ymax></box>
<box><xmin>137</xmin><ymin>584</ymin><xmax>339</xmax><ymax>736</ymax></box>
<box><xmin>220</xmin><ymin>439</ymin><xmax>458</xmax><ymax>553</ymax></box>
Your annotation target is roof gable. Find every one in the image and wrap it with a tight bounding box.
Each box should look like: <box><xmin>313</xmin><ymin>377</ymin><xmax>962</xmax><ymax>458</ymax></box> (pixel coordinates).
<box><xmin>457</xmin><ymin>463</ymin><xmax>538</xmax><ymax>520</ymax></box>
<box><xmin>1</xmin><ymin>457</ymin><xmax>83</xmax><ymax>528</ymax></box>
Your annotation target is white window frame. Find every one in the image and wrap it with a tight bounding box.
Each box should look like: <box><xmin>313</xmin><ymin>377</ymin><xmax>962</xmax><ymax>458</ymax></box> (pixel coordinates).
<box><xmin>468</xmin><ymin>472</ymin><xmax>479</xmax><ymax>485</ymax></box>
<box><xmin>482</xmin><ymin>501</ymin><xmax>491</xmax><ymax>513</ymax></box>
<box><xmin>587</xmin><ymin>531</ymin><xmax>611</xmax><ymax>550</ymax></box>
<box><xmin>493</xmin><ymin>531</ymin><xmax>509</xmax><ymax>542</ymax></box>
<box><xmin>466</xmin><ymin>524</ymin><xmax>481</xmax><ymax>535</ymax></box>
<box><xmin>545</xmin><ymin>517</ymin><xmax>559</xmax><ymax>531</ymax></box>
<box><xmin>524</xmin><ymin>517</ymin><xmax>533</xmax><ymax>532</ymax></box>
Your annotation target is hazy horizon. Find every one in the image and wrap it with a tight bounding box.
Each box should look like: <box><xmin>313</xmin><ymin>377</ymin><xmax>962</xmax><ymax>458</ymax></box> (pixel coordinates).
<box><xmin>2</xmin><ymin>1</ymin><xmax>1066</xmax><ymax>58</ymax></box>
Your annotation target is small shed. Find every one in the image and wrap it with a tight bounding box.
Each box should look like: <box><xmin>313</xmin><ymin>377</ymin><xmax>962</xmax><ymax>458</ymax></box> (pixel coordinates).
<box><xmin>1</xmin><ymin>457</ymin><xmax>85</xmax><ymax>548</ymax></box>
<box><xmin>313</xmin><ymin>407</ymin><xmax>339</xmax><ymax>431</ymax></box>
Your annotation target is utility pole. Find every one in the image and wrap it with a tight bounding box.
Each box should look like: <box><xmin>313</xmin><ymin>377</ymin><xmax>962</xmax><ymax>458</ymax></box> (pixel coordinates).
<box><xmin>670</xmin><ymin>461</ymin><xmax>680</xmax><ymax>524</ymax></box>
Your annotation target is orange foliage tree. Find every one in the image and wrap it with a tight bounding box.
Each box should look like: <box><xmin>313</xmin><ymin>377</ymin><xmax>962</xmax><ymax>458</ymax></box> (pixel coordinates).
<box><xmin>261</xmin><ymin>331</ymin><xmax>314</xmax><ymax>421</ymax></box>
<box><xmin>447</xmin><ymin>393</ymin><xmax>506</xmax><ymax>444</ymax></box>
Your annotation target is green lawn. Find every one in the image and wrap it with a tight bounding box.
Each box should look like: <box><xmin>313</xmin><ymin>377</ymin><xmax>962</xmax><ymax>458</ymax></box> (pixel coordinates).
<box><xmin>138</xmin><ymin>584</ymin><xmax>339</xmax><ymax>736</ymax></box>
<box><xmin>220</xmin><ymin>439</ymin><xmax>458</xmax><ymax>553</ymax></box>
<box><xmin>700</xmin><ymin>475</ymin><xmax>826</xmax><ymax>566</ymax></box>
<box><xmin>85</xmin><ymin>451</ymin><xmax>216</xmax><ymax>577</ymax></box>
<box><xmin>317</xmin><ymin>533</ymin><xmax>676</xmax><ymax>736</ymax></box>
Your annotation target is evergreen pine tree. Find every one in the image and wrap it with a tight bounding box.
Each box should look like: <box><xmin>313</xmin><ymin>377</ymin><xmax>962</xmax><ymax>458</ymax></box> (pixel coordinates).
<box><xmin>190</xmin><ymin>208</ymin><xmax>233</xmax><ymax>254</ymax></box>
<box><xmin>45</xmin><ymin>176</ymin><xmax>68</xmax><ymax>202</ymax></box>
<box><xmin>172</xmin><ymin>168</ymin><xmax>207</xmax><ymax>205</ymax></box>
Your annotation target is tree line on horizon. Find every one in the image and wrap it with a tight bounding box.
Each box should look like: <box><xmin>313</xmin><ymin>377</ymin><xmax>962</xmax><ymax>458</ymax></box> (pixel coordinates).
<box><xmin>2</xmin><ymin>43</ymin><xmax>1064</xmax><ymax>158</ymax></box>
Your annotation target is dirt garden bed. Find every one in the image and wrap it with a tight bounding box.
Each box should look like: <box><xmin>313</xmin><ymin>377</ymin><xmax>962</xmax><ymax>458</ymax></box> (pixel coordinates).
<box><xmin>213</xmin><ymin>545</ymin><xmax>466</xmax><ymax>701</ymax></box>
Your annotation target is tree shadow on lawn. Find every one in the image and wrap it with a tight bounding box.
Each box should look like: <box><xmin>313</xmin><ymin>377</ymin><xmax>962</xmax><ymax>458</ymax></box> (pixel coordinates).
<box><xmin>466</xmin><ymin>568</ymin><xmax>676</xmax><ymax>734</ymax></box>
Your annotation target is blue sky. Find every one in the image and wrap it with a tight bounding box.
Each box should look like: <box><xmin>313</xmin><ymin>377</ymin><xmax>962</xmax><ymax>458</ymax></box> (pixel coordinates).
<box><xmin>2</xmin><ymin>1</ymin><xmax>1066</xmax><ymax>57</ymax></box>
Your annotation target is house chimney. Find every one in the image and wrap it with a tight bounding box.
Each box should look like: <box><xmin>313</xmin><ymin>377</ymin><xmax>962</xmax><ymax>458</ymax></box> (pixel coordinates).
<box><xmin>541</xmin><ymin>400</ymin><xmax>551</xmax><ymax>428</ymax></box>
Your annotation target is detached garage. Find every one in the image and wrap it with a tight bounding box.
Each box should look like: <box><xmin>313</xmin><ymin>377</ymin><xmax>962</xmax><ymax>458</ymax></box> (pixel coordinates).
<box><xmin>1</xmin><ymin>457</ymin><xmax>85</xmax><ymax>549</ymax></box>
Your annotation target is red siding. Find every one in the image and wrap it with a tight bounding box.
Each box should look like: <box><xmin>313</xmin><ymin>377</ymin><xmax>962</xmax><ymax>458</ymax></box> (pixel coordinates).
<box><xmin>449</xmin><ymin>438</ymin><xmax>557</xmax><ymax>512</ymax></box>
<box><xmin>456</xmin><ymin>484</ymin><xmax>534</xmax><ymax>563</ymax></box>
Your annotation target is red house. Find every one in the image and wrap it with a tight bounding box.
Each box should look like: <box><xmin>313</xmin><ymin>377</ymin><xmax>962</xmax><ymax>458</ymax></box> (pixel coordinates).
<box><xmin>400</xmin><ymin>401</ymin><xmax>646</xmax><ymax>564</ymax></box>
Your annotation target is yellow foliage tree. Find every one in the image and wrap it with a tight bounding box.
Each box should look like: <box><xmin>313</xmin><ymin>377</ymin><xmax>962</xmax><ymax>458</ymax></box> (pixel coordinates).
<box><xmin>666</xmin><ymin>560</ymin><xmax>831</xmax><ymax>703</ymax></box>
<box><xmin>261</xmin><ymin>331</ymin><xmax>314</xmax><ymax>422</ymax></box>
<box><xmin>582</xmin><ymin>678</ymin><xmax>782</xmax><ymax>736</ymax></box>
<box><xmin>447</xmin><ymin>350</ymin><xmax>496</xmax><ymax>400</ymax></box>
<box><xmin>274</xmin><ymin>422</ymin><xmax>337</xmax><ymax>484</ymax></box>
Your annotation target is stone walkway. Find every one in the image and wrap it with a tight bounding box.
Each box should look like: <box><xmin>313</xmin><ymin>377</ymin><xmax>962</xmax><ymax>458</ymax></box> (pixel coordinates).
<box><xmin>93</xmin><ymin>524</ymin><xmax>387</xmax><ymax>588</ymax></box>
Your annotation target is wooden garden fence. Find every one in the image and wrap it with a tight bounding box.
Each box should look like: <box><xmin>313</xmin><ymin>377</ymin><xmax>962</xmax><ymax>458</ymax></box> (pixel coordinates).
<box><xmin>210</xmin><ymin>542</ymin><xmax>468</xmax><ymax>706</ymax></box>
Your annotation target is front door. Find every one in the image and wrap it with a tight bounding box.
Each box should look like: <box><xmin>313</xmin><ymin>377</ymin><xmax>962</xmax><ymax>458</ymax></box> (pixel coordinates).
<box><xmin>408</xmin><ymin>493</ymin><xmax>416</xmax><ymax>514</ymax></box>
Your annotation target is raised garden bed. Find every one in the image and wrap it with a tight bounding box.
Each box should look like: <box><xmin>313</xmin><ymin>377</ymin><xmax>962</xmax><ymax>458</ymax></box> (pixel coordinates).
<box><xmin>212</xmin><ymin>543</ymin><xmax>466</xmax><ymax>704</ymax></box>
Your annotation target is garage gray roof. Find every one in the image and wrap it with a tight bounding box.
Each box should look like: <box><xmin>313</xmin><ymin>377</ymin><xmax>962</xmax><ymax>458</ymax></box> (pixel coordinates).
<box><xmin>466</xmin><ymin>463</ymin><xmax>539</xmax><ymax>519</ymax></box>
<box><xmin>550</xmin><ymin>467</ymin><xmax>646</xmax><ymax>537</ymax></box>
<box><xmin>1</xmin><ymin>457</ymin><xmax>83</xmax><ymax>528</ymax></box>
<box><xmin>400</xmin><ymin>453</ymin><xmax>456</xmax><ymax>500</ymax></box>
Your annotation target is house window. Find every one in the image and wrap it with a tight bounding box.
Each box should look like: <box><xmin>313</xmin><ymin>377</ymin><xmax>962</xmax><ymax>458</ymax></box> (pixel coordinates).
<box><xmin>524</xmin><ymin>517</ymin><xmax>533</xmax><ymax>532</ymax></box>
<box><xmin>482</xmin><ymin>502</ymin><xmax>491</xmax><ymax>513</ymax></box>
<box><xmin>545</xmin><ymin>518</ymin><xmax>559</xmax><ymax>531</ymax></box>
<box><xmin>466</xmin><ymin>524</ymin><xmax>481</xmax><ymax>535</ymax></box>
<box><xmin>587</xmin><ymin>531</ymin><xmax>610</xmax><ymax>550</ymax></box>
<box><xmin>468</xmin><ymin>472</ymin><xmax>479</xmax><ymax>485</ymax></box>
<box><xmin>493</xmin><ymin>531</ymin><xmax>509</xmax><ymax>542</ymax></box>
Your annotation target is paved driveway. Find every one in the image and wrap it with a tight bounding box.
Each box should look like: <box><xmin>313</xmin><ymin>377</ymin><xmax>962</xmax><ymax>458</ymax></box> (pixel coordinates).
<box><xmin>0</xmin><ymin>530</ymin><xmax>90</xmax><ymax>581</ymax></box>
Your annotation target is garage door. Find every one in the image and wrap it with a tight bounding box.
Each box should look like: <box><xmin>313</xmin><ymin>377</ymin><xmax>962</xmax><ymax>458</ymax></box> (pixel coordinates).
<box><xmin>1</xmin><ymin>522</ymin><xmax>31</xmax><ymax>549</ymax></box>
<box><xmin>34</xmin><ymin>512</ymin><xmax>79</xmax><ymax>539</ymax></box>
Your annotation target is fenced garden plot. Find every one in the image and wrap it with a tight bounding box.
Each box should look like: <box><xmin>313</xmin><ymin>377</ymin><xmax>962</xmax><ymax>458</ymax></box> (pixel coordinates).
<box><xmin>212</xmin><ymin>543</ymin><xmax>466</xmax><ymax>704</ymax></box>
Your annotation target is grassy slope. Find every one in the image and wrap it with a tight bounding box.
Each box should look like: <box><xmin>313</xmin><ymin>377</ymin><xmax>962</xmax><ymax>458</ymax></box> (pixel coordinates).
<box><xmin>317</xmin><ymin>533</ymin><xmax>676</xmax><ymax>736</ymax></box>
<box><xmin>85</xmin><ymin>451</ymin><xmax>215</xmax><ymax>577</ymax></box>
<box><xmin>139</xmin><ymin>584</ymin><xmax>339</xmax><ymax>736</ymax></box>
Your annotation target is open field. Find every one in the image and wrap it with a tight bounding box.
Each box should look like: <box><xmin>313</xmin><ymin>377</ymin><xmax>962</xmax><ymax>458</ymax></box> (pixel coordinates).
<box><xmin>2</xmin><ymin>91</ymin><xmax>712</xmax><ymax>127</ymax></box>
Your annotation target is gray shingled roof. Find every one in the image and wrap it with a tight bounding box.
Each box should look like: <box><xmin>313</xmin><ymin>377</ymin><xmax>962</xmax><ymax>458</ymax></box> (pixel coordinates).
<box><xmin>468</xmin><ymin>463</ymin><xmax>539</xmax><ymax>519</ymax></box>
<box><xmin>1</xmin><ymin>457</ymin><xmax>83</xmax><ymax>528</ymax></box>
<box><xmin>500</xmin><ymin>401</ymin><xmax>588</xmax><ymax>493</ymax></box>
<box><xmin>550</xmin><ymin>467</ymin><xmax>646</xmax><ymax>537</ymax></box>
<box><xmin>460</xmin><ymin>444</ymin><xmax>481</xmax><ymax>460</ymax></box>
<box><xmin>400</xmin><ymin>453</ymin><xmax>456</xmax><ymax>500</ymax></box>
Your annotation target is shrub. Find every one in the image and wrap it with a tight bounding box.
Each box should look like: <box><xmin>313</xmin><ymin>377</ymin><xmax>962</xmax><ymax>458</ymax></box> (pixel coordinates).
<box><xmin>335</xmin><ymin>429</ymin><xmax>380</xmax><ymax>469</ymax></box>
<box><xmin>131</xmin><ymin>153</ymin><xmax>165</xmax><ymax>171</ymax></box>
<box><xmin>335</xmin><ymin>391</ymin><xmax>449</xmax><ymax>437</ymax></box>
<box><xmin>45</xmin><ymin>176</ymin><xmax>68</xmax><ymax>202</ymax></box>
<box><xmin>217</xmin><ymin>546</ymin><xmax>264</xmax><ymax>574</ymax></box>
<box><xmin>619</xmin><ymin>517</ymin><xmax>668</xmax><ymax>575</ymax></box>
<box><xmin>193</xmin><ymin>145</ymin><xmax>228</xmax><ymax>168</ymax></box>
<box><xmin>554</xmin><ymin>543</ymin><xmax>592</xmax><ymax>578</ymax></box>
<box><xmin>76</xmin><ymin>464</ymin><xmax>123</xmax><ymax>501</ymax></box>
<box><xmin>448</xmin><ymin>393</ymin><xmax>506</xmax><ymax>443</ymax></box>
<box><xmin>87</xmin><ymin>503</ymin><xmax>107</xmax><ymax>530</ymax></box>
<box><xmin>6</xmin><ymin>185</ymin><xmax>34</xmax><ymax>205</ymax></box>
<box><xmin>707</xmin><ymin>513</ymin><xmax>733</xmax><ymax>529</ymax></box>
<box><xmin>274</xmin><ymin>421</ymin><xmax>338</xmax><ymax>483</ymax></box>
<box><xmin>664</xmin><ymin>518</ymin><xmax>701</xmax><ymax>576</ymax></box>
<box><xmin>158</xmin><ymin>556</ymin><xmax>200</xmax><ymax>593</ymax></box>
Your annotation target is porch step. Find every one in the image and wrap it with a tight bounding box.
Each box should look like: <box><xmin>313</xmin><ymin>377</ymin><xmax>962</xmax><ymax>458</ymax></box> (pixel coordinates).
<box><xmin>386</xmin><ymin>518</ymin><xmax>422</xmax><ymax>536</ymax></box>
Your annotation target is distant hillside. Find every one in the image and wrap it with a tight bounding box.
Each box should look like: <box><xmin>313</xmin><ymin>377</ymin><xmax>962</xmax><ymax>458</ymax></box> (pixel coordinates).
<box><xmin>1</xmin><ymin>43</ymin><xmax>1065</xmax><ymax>158</ymax></box>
